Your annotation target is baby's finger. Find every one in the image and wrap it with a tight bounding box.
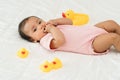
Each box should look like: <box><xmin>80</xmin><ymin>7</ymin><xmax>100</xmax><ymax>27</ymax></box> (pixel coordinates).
<box><xmin>47</xmin><ymin>21</ymin><xmax>57</xmax><ymax>26</ymax></box>
<box><xmin>46</xmin><ymin>24</ymin><xmax>52</xmax><ymax>26</ymax></box>
<box><xmin>47</xmin><ymin>20</ymin><xmax>52</xmax><ymax>24</ymax></box>
<box><xmin>46</xmin><ymin>22</ymin><xmax>51</xmax><ymax>25</ymax></box>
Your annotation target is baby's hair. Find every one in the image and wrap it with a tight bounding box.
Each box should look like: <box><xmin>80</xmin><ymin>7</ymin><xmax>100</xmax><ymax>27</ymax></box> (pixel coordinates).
<box><xmin>18</xmin><ymin>16</ymin><xmax>37</xmax><ymax>42</ymax></box>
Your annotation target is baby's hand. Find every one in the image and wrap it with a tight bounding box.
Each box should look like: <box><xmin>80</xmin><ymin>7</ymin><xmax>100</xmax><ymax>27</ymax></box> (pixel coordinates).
<box><xmin>47</xmin><ymin>19</ymin><xmax>58</xmax><ymax>26</ymax></box>
<box><xmin>44</xmin><ymin>24</ymin><xmax>55</xmax><ymax>33</ymax></box>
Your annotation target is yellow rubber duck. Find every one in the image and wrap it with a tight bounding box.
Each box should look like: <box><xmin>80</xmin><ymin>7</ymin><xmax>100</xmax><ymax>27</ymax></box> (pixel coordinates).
<box><xmin>40</xmin><ymin>61</ymin><xmax>52</xmax><ymax>72</ymax></box>
<box><xmin>17</xmin><ymin>48</ymin><xmax>29</xmax><ymax>58</ymax></box>
<box><xmin>62</xmin><ymin>10</ymin><xmax>89</xmax><ymax>26</ymax></box>
<box><xmin>40</xmin><ymin>58</ymin><xmax>62</xmax><ymax>72</ymax></box>
<box><xmin>51</xmin><ymin>57</ymin><xmax>62</xmax><ymax>69</ymax></box>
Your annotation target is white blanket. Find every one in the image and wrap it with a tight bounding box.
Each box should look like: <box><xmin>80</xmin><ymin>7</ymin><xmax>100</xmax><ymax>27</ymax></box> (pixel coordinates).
<box><xmin>0</xmin><ymin>0</ymin><xmax>120</xmax><ymax>80</ymax></box>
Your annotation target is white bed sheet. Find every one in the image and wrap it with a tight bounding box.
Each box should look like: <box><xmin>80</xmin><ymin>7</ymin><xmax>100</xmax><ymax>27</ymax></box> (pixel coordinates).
<box><xmin>0</xmin><ymin>0</ymin><xmax>120</xmax><ymax>80</ymax></box>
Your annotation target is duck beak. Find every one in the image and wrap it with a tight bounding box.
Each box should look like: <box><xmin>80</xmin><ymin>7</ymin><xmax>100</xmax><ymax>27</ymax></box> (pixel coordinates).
<box><xmin>62</xmin><ymin>13</ymin><xmax>66</xmax><ymax>18</ymax></box>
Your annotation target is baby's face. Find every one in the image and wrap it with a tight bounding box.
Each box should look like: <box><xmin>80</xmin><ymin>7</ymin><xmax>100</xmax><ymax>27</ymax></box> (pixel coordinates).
<box><xmin>23</xmin><ymin>17</ymin><xmax>47</xmax><ymax>42</ymax></box>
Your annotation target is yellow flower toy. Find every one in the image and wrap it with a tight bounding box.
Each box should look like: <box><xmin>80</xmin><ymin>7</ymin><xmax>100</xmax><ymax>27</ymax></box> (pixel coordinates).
<box><xmin>62</xmin><ymin>10</ymin><xmax>89</xmax><ymax>26</ymax></box>
<box><xmin>17</xmin><ymin>48</ymin><xmax>29</xmax><ymax>58</ymax></box>
<box><xmin>40</xmin><ymin>58</ymin><xmax>62</xmax><ymax>72</ymax></box>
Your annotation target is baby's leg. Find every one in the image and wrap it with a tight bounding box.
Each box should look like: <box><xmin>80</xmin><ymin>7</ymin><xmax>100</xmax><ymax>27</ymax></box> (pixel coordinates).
<box><xmin>95</xmin><ymin>20</ymin><xmax>120</xmax><ymax>35</ymax></box>
<box><xmin>93</xmin><ymin>33</ymin><xmax>120</xmax><ymax>53</ymax></box>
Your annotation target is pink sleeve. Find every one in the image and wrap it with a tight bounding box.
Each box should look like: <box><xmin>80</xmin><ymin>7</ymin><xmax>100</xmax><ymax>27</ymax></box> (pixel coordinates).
<box><xmin>40</xmin><ymin>34</ymin><xmax>53</xmax><ymax>50</ymax></box>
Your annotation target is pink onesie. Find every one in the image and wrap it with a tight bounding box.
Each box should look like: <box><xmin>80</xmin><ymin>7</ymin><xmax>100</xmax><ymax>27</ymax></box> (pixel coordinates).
<box><xmin>40</xmin><ymin>25</ymin><xmax>108</xmax><ymax>55</ymax></box>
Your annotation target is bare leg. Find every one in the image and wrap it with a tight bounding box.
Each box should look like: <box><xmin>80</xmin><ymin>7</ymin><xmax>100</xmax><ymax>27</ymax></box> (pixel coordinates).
<box><xmin>93</xmin><ymin>33</ymin><xmax>120</xmax><ymax>53</ymax></box>
<box><xmin>95</xmin><ymin>20</ymin><xmax>120</xmax><ymax>35</ymax></box>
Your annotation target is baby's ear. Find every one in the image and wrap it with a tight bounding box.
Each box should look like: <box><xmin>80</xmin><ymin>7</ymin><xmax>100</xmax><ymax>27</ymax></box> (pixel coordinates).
<box><xmin>29</xmin><ymin>38</ymin><xmax>35</xmax><ymax>42</ymax></box>
<box><xmin>37</xmin><ymin>40</ymin><xmax>40</xmax><ymax>42</ymax></box>
<box><xmin>33</xmin><ymin>40</ymin><xmax>39</xmax><ymax>43</ymax></box>
<box><xmin>33</xmin><ymin>40</ymin><xmax>37</xmax><ymax>43</ymax></box>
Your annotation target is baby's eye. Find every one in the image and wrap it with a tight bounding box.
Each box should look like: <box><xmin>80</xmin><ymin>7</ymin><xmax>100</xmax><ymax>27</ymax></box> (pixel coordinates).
<box><xmin>39</xmin><ymin>21</ymin><xmax>41</xmax><ymax>24</ymax></box>
<box><xmin>33</xmin><ymin>28</ymin><xmax>37</xmax><ymax>32</ymax></box>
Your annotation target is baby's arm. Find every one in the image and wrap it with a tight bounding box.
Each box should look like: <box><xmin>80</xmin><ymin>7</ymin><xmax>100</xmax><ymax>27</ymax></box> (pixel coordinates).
<box><xmin>44</xmin><ymin>24</ymin><xmax>65</xmax><ymax>49</ymax></box>
<box><xmin>47</xmin><ymin>18</ymin><xmax>72</xmax><ymax>26</ymax></box>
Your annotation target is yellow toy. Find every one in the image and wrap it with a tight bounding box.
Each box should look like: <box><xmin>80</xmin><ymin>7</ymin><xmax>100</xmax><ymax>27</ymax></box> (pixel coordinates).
<box><xmin>40</xmin><ymin>61</ymin><xmax>52</xmax><ymax>72</ymax></box>
<box><xmin>62</xmin><ymin>10</ymin><xmax>89</xmax><ymax>26</ymax></box>
<box><xmin>51</xmin><ymin>57</ymin><xmax>62</xmax><ymax>69</ymax></box>
<box><xmin>17</xmin><ymin>48</ymin><xmax>29</xmax><ymax>58</ymax></box>
<box><xmin>40</xmin><ymin>58</ymin><xmax>62</xmax><ymax>72</ymax></box>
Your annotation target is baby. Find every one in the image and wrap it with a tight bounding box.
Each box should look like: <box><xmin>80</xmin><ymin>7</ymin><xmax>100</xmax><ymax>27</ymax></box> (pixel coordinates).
<box><xmin>18</xmin><ymin>16</ymin><xmax>120</xmax><ymax>55</ymax></box>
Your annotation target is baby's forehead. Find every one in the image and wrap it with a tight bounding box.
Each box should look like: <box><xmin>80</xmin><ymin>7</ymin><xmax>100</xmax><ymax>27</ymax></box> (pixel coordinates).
<box><xmin>29</xmin><ymin>16</ymin><xmax>38</xmax><ymax>20</ymax></box>
<box><xmin>28</xmin><ymin>16</ymin><xmax>42</xmax><ymax>22</ymax></box>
